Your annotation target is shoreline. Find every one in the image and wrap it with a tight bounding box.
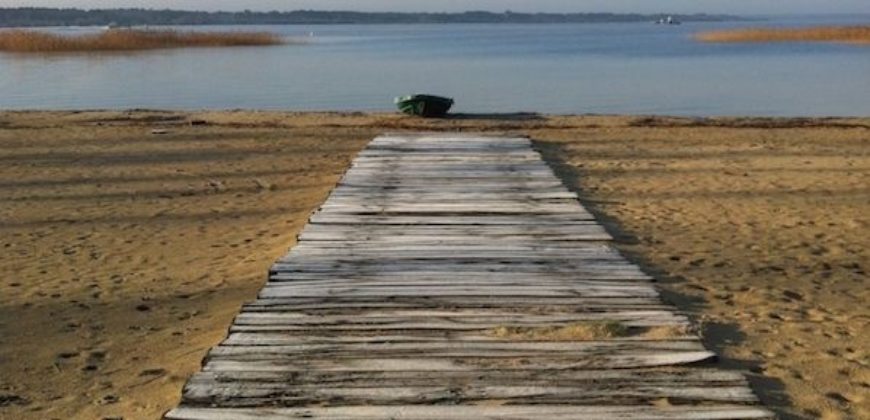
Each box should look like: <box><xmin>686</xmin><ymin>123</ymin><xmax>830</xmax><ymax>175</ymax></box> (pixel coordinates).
<box><xmin>1</xmin><ymin>111</ymin><xmax>867</xmax><ymax>419</ymax></box>
<box><xmin>2</xmin><ymin>109</ymin><xmax>868</xmax><ymax>127</ymax></box>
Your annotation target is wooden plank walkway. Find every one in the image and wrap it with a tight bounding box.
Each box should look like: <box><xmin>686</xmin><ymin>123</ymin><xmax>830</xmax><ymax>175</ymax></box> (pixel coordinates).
<box><xmin>166</xmin><ymin>134</ymin><xmax>773</xmax><ymax>419</ymax></box>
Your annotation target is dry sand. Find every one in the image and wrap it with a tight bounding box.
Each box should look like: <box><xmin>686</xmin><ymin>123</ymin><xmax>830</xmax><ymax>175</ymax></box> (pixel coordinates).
<box><xmin>534</xmin><ymin>116</ymin><xmax>869</xmax><ymax>420</ymax></box>
<box><xmin>0</xmin><ymin>111</ymin><xmax>867</xmax><ymax>419</ymax></box>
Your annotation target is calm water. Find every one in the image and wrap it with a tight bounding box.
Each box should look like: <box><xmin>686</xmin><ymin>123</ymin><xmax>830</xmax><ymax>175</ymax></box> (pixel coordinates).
<box><xmin>1</xmin><ymin>16</ymin><xmax>868</xmax><ymax>116</ymax></box>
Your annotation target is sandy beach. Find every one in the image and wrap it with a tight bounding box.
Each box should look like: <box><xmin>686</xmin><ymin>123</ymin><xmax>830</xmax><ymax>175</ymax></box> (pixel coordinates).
<box><xmin>0</xmin><ymin>111</ymin><xmax>867</xmax><ymax>420</ymax></box>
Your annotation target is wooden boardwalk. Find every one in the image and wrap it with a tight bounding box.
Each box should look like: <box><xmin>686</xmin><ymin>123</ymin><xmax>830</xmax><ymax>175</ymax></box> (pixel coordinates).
<box><xmin>166</xmin><ymin>134</ymin><xmax>772</xmax><ymax>419</ymax></box>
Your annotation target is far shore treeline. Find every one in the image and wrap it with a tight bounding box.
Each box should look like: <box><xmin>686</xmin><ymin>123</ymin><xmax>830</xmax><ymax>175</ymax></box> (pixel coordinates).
<box><xmin>0</xmin><ymin>8</ymin><xmax>748</xmax><ymax>27</ymax></box>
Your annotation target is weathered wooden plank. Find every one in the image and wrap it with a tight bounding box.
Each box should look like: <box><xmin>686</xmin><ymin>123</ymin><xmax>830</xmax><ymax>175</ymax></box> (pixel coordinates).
<box><xmin>362</xmin><ymin>146</ymin><xmax>535</xmax><ymax>152</ymax></box>
<box><xmin>283</xmin><ymin>243</ymin><xmax>616</xmax><ymax>252</ymax></box>
<box><xmin>267</xmin><ymin>272</ymin><xmax>652</xmax><ymax>283</ymax></box>
<box><xmin>217</xmin><ymin>338</ymin><xmax>701</xmax><ymax>351</ymax></box>
<box><xmin>221</xmin><ymin>331</ymin><xmax>696</xmax><ymax>345</ymax></box>
<box><xmin>337</xmin><ymin>180</ymin><xmax>568</xmax><ymax>187</ymax></box>
<box><xmin>202</xmin><ymin>351</ymin><xmax>717</xmax><ymax>371</ymax></box>
<box><xmin>167</xmin><ymin>405</ymin><xmax>773</xmax><ymax>420</ymax></box>
<box><xmin>198</xmin><ymin>367</ymin><xmax>749</xmax><ymax>384</ymax></box>
<box><xmin>232</xmin><ymin>308</ymin><xmax>683</xmax><ymax>319</ymax></box>
<box><xmin>308</xmin><ymin>214</ymin><xmax>596</xmax><ymax>224</ymax></box>
<box><xmin>242</xmin><ymin>296</ymin><xmax>669</xmax><ymax>311</ymax></box>
<box><xmin>279</xmin><ymin>245</ymin><xmax>627</xmax><ymax>256</ymax></box>
<box><xmin>271</xmin><ymin>258</ymin><xmax>633</xmax><ymax>269</ymax></box>
<box><xmin>346</xmin><ymin>164</ymin><xmax>555</xmax><ymax>171</ymax></box>
<box><xmin>363</xmin><ymin>144</ymin><xmax>533</xmax><ymax>151</ymax></box>
<box><xmin>299</xmin><ymin>224</ymin><xmax>605</xmax><ymax>235</ymax></box>
<box><xmin>318</xmin><ymin>201</ymin><xmax>583</xmax><ymax>209</ymax></box>
<box><xmin>271</xmin><ymin>260</ymin><xmax>638</xmax><ymax>268</ymax></box>
<box><xmin>297</xmin><ymin>233</ymin><xmax>613</xmax><ymax>242</ymax></box>
<box><xmin>259</xmin><ymin>285</ymin><xmax>660</xmax><ymax>299</ymax></box>
<box><xmin>294</xmin><ymin>236</ymin><xmax>615</xmax><ymax>244</ymax></box>
<box><xmin>357</xmin><ymin>152</ymin><xmax>538</xmax><ymax>158</ymax></box>
<box><xmin>230</xmin><ymin>312</ymin><xmax>689</xmax><ymax>329</ymax></box>
<box><xmin>269</xmin><ymin>263</ymin><xmax>645</xmax><ymax>272</ymax></box>
<box><xmin>366</xmin><ymin>141</ymin><xmax>531</xmax><ymax>147</ymax></box>
<box><xmin>278</xmin><ymin>252</ymin><xmax>620</xmax><ymax>261</ymax></box>
<box><xmin>340</xmin><ymin>173</ymin><xmax>558</xmax><ymax>180</ymax></box>
<box><xmin>274</xmin><ymin>250</ymin><xmax>628</xmax><ymax>261</ymax></box>
<box><xmin>268</xmin><ymin>265</ymin><xmax>644</xmax><ymax>277</ymax></box>
<box><xmin>328</xmin><ymin>193</ymin><xmax>578</xmax><ymax>201</ymax></box>
<box><xmin>258</xmin><ymin>289</ymin><xmax>658</xmax><ymax>299</ymax></box>
<box><xmin>352</xmin><ymin>154</ymin><xmax>540</xmax><ymax>159</ymax></box>
<box><xmin>182</xmin><ymin>381</ymin><xmax>759</xmax><ymax>407</ymax></box>
<box><xmin>333</xmin><ymin>184</ymin><xmax>574</xmax><ymax>192</ymax></box>
<box><xmin>330</xmin><ymin>187</ymin><xmax>578</xmax><ymax>194</ymax></box>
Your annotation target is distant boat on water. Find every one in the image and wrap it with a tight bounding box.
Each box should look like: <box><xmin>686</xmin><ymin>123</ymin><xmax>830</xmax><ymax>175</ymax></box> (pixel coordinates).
<box><xmin>655</xmin><ymin>16</ymin><xmax>681</xmax><ymax>25</ymax></box>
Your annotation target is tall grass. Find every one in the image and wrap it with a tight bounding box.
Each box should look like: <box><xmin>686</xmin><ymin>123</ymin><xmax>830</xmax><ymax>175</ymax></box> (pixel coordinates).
<box><xmin>0</xmin><ymin>29</ymin><xmax>286</xmax><ymax>53</ymax></box>
<box><xmin>696</xmin><ymin>25</ymin><xmax>870</xmax><ymax>45</ymax></box>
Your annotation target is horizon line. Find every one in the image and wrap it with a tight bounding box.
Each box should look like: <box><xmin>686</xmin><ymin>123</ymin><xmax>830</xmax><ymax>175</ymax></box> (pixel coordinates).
<box><xmin>3</xmin><ymin>7</ymin><xmax>869</xmax><ymax>18</ymax></box>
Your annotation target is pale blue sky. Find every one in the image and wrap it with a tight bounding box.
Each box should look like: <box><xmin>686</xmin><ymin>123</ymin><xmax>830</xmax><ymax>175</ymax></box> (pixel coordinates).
<box><xmin>2</xmin><ymin>0</ymin><xmax>869</xmax><ymax>15</ymax></box>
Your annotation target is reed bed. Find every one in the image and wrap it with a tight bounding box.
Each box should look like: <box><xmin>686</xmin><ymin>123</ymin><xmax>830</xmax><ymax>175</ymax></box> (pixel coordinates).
<box><xmin>0</xmin><ymin>29</ymin><xmax>286</xmax><ymax>53</ymax></box>
<box><xmin>695</xmin><ymin>25</ymin><xmax>870</xmax><ymax>45</ymax></box>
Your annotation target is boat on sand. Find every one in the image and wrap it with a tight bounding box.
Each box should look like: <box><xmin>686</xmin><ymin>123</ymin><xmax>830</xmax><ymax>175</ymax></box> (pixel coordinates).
<box><xmin>395</xmin><ymin>94</ymin><xmax>454</xmax><ymax>117</ymax></box>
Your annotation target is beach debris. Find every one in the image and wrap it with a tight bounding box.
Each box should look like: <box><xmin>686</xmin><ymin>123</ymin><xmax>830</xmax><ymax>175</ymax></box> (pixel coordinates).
<box><xmin>207</xmin><ymin>179</ymin><xmax>227</xmax><ymax>192</ymax></box>
<box><xmin>189</xmin><ymin>119</ymin><xmax>207</xmax><ymax>126</ymax></box>
<box><xmin>150</xmin><ymin>128</ymin><xmax>169</xmax><ymax>135</ymax></box>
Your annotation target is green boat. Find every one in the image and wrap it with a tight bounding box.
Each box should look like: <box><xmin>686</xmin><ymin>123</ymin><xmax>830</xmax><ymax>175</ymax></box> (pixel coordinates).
<box><xmin>395</xmin><ymin>94</ymin><xmax>454</xmax><ymax>118</ymax></box>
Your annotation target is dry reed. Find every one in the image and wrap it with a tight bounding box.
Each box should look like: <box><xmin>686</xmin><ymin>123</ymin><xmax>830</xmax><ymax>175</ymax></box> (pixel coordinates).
<box><xmin>695</xmin><ymin>25</ymin><xmax>870</xmax><ymax>45</ymax></box>
<box><xmin>0</xmin><ymin>29</ymin><xmax>286</xmax><ymax>53</ymax></box>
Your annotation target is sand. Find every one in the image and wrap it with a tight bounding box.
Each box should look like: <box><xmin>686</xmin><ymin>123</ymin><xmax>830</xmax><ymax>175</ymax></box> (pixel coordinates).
<box><xmin>0</xmin><ymin>111</ymin><xmax>867</xmax><ymax>420</ymax></box>
<box><xmin>534</xmin><ymin>117</ymin><xmax>869</xmax><ymax>420</ymax></box>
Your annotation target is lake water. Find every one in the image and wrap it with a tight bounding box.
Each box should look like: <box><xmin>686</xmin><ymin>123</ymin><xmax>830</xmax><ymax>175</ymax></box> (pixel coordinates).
<box><xmin>1</xmin><ymin>16</ymin><xmax>868</xmax><ymax>116</ymax></box>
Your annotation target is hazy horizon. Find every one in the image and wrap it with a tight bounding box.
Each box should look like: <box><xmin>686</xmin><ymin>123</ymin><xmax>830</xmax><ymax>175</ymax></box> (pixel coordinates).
<box><xmin>2</xmin><ymin>0</ymin><xmax>870</xmax><ymax>15</ymax></box>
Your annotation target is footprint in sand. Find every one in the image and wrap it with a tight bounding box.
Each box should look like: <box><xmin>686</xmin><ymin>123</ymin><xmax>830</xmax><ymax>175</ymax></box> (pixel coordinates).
<box><xmin>139</xmin><ymin>368</ymin><xmax>167</xmax><ymax>378</ymax></box>
<box><xmin>0</xmin><ymin>394</ymin><xmax>30</xmax><ymax>407</ymax></box>
<box><xmin>56</xmin><ymin>351</ymin><xmax>80</xmax><ymax>367</ymax></box>
<box><xmin>824</xmin><ymin>391</ymin><xmax>851</xmax><ymax>405</ymax></box>
<box><xmin>83</xmin><ymin>350</ymin><xmax>107</xmax><ymax>372</ymax></box>
<box><xmin>96</xmin><ymin>394</ymin><xmax>119</xmax><ymax>405</ymax></box>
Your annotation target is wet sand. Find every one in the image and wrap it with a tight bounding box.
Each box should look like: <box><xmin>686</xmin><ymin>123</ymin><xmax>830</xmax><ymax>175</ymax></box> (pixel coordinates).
<box><xmin>0</xmin><ymin>111</ymin><xmax>867</xmax><ymax>419</ymax></box>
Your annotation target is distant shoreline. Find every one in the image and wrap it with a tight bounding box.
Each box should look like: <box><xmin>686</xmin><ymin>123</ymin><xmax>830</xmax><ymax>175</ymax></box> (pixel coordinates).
<box><xmin>0</xmin><ymin>8</ymin><xmax>750</xmax><ymax>28</ymax></box>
